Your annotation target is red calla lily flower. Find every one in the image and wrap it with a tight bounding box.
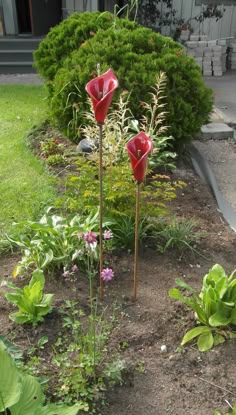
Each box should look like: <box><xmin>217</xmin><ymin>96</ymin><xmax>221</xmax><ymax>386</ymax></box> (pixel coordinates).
<box><xmin>126</xmin><ymin>132</ymin><xmax>153</xmax><ymax>183</ymax></box>
<box><xmin>85</xmin><ymin>68</ymin><xmax>119</xmax><ymax>124</ymax></box>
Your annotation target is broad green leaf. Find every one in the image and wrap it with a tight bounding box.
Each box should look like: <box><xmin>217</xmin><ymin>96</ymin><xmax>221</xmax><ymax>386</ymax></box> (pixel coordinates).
<box><xmin>203</xmin><ymin>264</ymin><xmax>226</xmax><ymax>288</ymax></box>
<box><xmin>5</xmin><ymin>292</ymin><xmax>22</xmax><ymax>305</ymax></box>
<box><xmin>10</xmin><ymin>374</ymin><xmax>44</xmax><ymax>415</ymax></box>
<box><xmin>230</xmin><ymin>307</ymin><xmax>236</xmax><ymax>324</ymax></box>
<box><xmin>29</xmin><ymin>269</ymin><xmax>45</xmax><ymax>288</ymax></box>
<box><xmin>9</xmin><ymin>312</ymin><xmax>31</xmax><ymax>324</ymax></box>
<box><xmin>209</xmin><ymin>312</ymin><xmax>231</xmax><ymax>327</ymax></box>
<box><xmin>197</xmin><ymin>331</ymin><xmax>214</xmax><ymax>352</ymax></box>
<box><xmin>175</xmin><ymin>278</ymin><xmax>197</xmax><ymax>294</ymax></box>
<box><xmin>41</xmin><ymin>250</ymin><xmax>54</xmax><ymax>269</ymax></box>
<box><xmin>213</xmin><ymin>411</ymin><xmax>222</xmax><ymax>415</ymax></box>
<box><xmin>17</xmin><ymin>294</ymin><xmax>35</xmax><ymax>314</ymax></box>
<box><xmin>228</xmin><ymin>283</ymin><xmax>236</xmax><ymax>302</ymax></box>
<box><xmin>213</xmin><ymin>333</ymin><xmax>225</xmax><ymax>346</ymax></box>
<box><xmin>206</xmin><ymin>286</ymin><xmax>217</xmax><ymax>302</ymax></box>
<box><xmin>35</xmin><ymin>402</ymin><xmax>88</xmax><ymax>415</ymax></box>
<box><xmin>169</xmin><ymin>288</ymin><xmax>208</xmax><ymax>324</ymax></box>
<box><xmin>34</xmin><ymin>305</ymin><xmax>52</xmax><ymax>317</ymax></box>
<box><xmin>0</xmin><ymin>342</ymin><xmax>22</xmax><ymax>412</ymax></box>
<box><xmin>202</xmin><ymin>289</ymin><xmax>216</xmax><ymax>318</ymax></box>
<box><xmin>215</xmin><ymin>276</ymin><xmax>228</xmax><ymax>299</ymax></box>
<box><xmin>211</xmin><ymin>264</ymin><xmax>227</xmax><ymax>278</ymax></box>
<box><xmin>0</xmin><ymin>337</ymin><xmax>23</xmax><ymax>362</ymax></box>
<box><xmin>40</xmin><ymin>294</ymin><xmax>54</xmax><ymax>308</ymax></box>
<box><xmin>28</xmin><ymin>282</ymin><xmax>43</xmax><ymax>304</ymax></box>
<box><xmin>181</xmin><ymin>326</ymin><xmax>211</xmax><ymax>346</ymax></box>
<box><xmin>228</xmin><ymin>268</ymin><xmax>236</xmax><ymax>281</ymax></box>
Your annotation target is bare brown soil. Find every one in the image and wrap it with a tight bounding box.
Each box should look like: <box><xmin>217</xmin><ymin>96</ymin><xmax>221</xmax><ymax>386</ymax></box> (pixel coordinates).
<box><xmin>1</xmin><ymin>165</ymin><xmax>236</xmax><ymax>415</ymax></box>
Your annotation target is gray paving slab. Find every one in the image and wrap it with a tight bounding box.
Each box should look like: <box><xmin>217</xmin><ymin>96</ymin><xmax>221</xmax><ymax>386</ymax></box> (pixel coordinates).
<box><xmin>204</xmin><ymin>70</ymin><xmax>236</xmax><ymax>125</ymax></box>
<box><xmin>193</xmin><ymin>139</ymin><xmax>236</xmax><ymax>213</ymax></box>
<box><xmin>201</xmin><ymin>122</ymin><xmax>234</xmax><ymax>140</ymax></box>
<box><xmin>0</xmin><ymin>73</ymin><xmax>43</xmax><ymax>84</ymax></box>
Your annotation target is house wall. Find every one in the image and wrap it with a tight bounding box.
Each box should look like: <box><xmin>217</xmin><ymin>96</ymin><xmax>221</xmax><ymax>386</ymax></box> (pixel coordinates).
<box><xmin>159</xmin><ymin>0</ymin><xmax>236</xmax><ymax>40</ymax></box>
<box><xmin>63</xmin><ymin>0</ymin><xmax>98</xmax><ymax>17</ymax></box>
<box><xmin>2</xmin><ymin>0</ymin><xmax>18</xmax><ymax>34</ymax></box>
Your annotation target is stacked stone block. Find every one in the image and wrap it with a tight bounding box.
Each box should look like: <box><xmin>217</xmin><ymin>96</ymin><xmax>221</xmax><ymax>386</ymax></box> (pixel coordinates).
<box><xmin>179</xmin><ymin>30</ymin><xmax>190</xmax><ymax>42</ymax></box>
<box><xmin>228</xmin><ymin>38</ymin><xmax>236</xmax><ymax>70</ymax></box>
<box><xmin>185</xmin><ymin>35</ymin><xmax>228</xmax><ymax>76</ymax></box>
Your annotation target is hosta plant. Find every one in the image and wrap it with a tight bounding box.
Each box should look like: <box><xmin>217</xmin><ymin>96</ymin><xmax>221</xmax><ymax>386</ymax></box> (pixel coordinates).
<box><xmin>169</xmin><ymin>264</ymin><xmax>236</xmax><ymax>352</ymax></box>
<box><xmin>7</xmin><ymin>209</ymin><xmax>108</xmax><ymax>276</ymax></box>
<box><xmin>0</xmin><ymin>340</ymin><xmax>86</xmax><ymax>414</ymax></box>
<box><xmin>4</xmin><ymin>269</ymin><xmax>53</xmax><ymax>325</ymax></box>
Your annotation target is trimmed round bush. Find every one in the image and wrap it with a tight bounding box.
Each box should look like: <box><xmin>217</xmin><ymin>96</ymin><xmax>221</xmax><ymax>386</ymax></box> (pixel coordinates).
<box><xmin>47</xmin><ymin>24</ymin><xmax>213</xmax><ymax>143</ymax></box>
<box><xmin>34</xmin><ymin>11</ymin><xmax>138</xmax><ymax>81</ymax></box>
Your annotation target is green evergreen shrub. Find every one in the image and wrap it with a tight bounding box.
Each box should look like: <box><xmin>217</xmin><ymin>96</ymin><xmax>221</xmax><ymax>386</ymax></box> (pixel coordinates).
<box><xmin>34</xmin><ymin>12</ymin><xmax>213</xmax><ymax>146</ymax></box>
<box><xmin>34</xmin><ymin>11</ymin><xmax>138</xmax><ymax>81</ymax></box>
<box><xmin>50</xmin><ymin>25</ymin><xmax>212</xmax><ymax>144</ymax></box>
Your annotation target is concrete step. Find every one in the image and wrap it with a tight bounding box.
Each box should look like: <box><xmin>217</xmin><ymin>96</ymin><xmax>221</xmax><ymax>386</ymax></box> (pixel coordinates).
<box><xmin>0</xmin><ymin>50</ymin><xmax>34</xmax><ymax>62</ymax></box>
<box><xmin>201</xmin><ymin>123</ymin><xmax>234</xmax><ymax>140</ymax></box>
<box><xmin>0</xmin><ymin>37</ymin><xmax>42</xmax><ymax>51</ymax></box>
<box><xmin>0</xmin><ymin>62</ymin><xmax>35</xmax><ymax>74</ymax></box>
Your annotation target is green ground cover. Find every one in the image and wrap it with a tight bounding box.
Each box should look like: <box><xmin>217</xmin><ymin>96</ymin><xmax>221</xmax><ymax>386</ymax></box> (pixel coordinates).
<box><xmin>0</xmin><ymin>85</ymin><xmax>56</xmax><ymax>237</ymax></box>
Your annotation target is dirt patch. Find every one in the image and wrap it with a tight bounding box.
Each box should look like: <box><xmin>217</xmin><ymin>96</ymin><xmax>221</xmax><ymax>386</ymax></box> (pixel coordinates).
<box><xmin>1</xmin><ymin>165</ymin><xmax>236</xmax><ymax>415</ymax></box>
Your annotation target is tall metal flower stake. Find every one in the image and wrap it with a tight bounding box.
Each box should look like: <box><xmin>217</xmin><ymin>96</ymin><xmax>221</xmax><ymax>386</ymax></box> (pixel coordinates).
<box><xmin>85</xmin><ymin>68</ymin><xmax>119</xmax><ymax>299</ymax></box>
<box><xmin>126</xmin><ymin>132</ymin><xmax>153</xmax><ymax>301</ymax></box>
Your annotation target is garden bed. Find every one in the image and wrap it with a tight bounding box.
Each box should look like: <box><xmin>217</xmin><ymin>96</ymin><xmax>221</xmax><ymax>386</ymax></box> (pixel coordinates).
<box><xmin>1</xmin><ymin>163</ymin><xmax>236</xmax><ymax>415</ymax></box>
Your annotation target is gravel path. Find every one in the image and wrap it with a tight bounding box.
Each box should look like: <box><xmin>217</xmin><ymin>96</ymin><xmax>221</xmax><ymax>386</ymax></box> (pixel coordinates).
<box><xmin>0</xmin><ymin>74</ymin><xmax>43</xmax><ymax>85</ymax></box>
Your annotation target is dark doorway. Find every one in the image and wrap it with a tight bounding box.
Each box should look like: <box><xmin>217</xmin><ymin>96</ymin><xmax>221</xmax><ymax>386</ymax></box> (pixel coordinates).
<box><xmin>16</xmin><ymin>0</ymin><xmax>32</xmax><ymax>34</ymax></box>
<box><xmin>98</xmin><ymin>0</ymin><xmax>105</xmax><ymax>11</ymax></box>
<box><xmin>117</xmin><ymin>0</ymin><xmax>125</xmax><ymax>7</ymax></box>
<box><xmin>30</xmin><ymin>0</ymin><xmax>62</xmax><ymax>36</ymax></box>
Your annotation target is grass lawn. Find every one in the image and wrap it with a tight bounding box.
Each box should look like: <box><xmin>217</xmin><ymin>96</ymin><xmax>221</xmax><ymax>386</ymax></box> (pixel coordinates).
<box><xmin>0</xmin><ymin>85</ymin><xmax>56</xmax><ymax>236</ymax></box>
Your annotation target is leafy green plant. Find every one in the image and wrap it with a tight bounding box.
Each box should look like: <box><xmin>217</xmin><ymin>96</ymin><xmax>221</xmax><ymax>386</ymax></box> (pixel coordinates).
<box><xmin>52</xmin><ymin>300</ymin><xmax>124</xmax><ymax>408</ymax></box>
<box><xmin>4</xmin><ymin>269</ymin><xmax>53</xmax><ymax>325</ymax></box>
<box><xmin>0</xmin><ymin>340</ymin><xmax>86</xmax><ymax>414</ymax></box>
<box><xmin>214</xmin><ymin>406</ymin><xmax>236</xmax><ymax>415</ymax></box>
<box><xmin>155</xmin><ymin>215</ymin><xmax>203</xmax><ymax>257</ymax></box>
<box><xmin>110</xmin><ymin>214</ymin><xmax>156</xmax><ymax>250</ymax></box>
<box><xmin>46</xmin><ymin>154</ymin><xmax>66</xmax><ymax>166</ymax></box>
<box><xmin>40</xmin><ymin>137</ymin><xmax>64</xmax><ymax>157</ymax></box>
<box><xmin>56</xmin><ymin>156</ymin><xmax>182</xmax><ymax>222</ymax></box>
<box><xmin>7</xmin><ymin>209</ymin><xmax>105</xmax><ymax>276</ymax></box>
<box><xmin>169</xmin><ymin>264</ymin><xmax>236</xmax><ymax>352</ymax></box>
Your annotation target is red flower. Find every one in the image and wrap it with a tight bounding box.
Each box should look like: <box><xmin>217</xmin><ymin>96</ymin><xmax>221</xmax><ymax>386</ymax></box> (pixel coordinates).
<box><xmin>85</xmin><ymin>68</ymin><xmax>119</xmax><ymax>124</ymax></box>
<box><xmin>126</xmin><ymin>132</ymin><xmax>153</xmax><ymax>183</ymax></box>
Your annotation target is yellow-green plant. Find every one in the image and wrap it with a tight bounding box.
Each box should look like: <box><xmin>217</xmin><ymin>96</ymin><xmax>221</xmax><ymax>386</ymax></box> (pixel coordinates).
<box><xmin>79</xmin><ymin>73</ymin><xmax>176</xmax><ymax>170</ymax></box>
<box><xmin>80</xmin><ymin>91</ymin><xmax>133</xmax><ymax>167</ymax></box>
<box><xmin>56</xmin><ymin>157</ymin><xmax>183</xmax><ymax>220</ymax></box>
<box><xmin>169</xmin><ymin>264</ymin><xmax>236</xmax><ymax>352</ymax></box>
<box><xmin>4</xmin><ymin>269</ymin><xmax>53</xmax><ymax>326</ymax></box>
<box><xmin>214</xmin><ymin>407</ymin><xmax>236</xmax><ymax>415</ymax></box>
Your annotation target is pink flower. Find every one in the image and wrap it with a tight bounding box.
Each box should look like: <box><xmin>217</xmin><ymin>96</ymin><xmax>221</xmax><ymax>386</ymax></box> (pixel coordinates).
<box><xmin>85</xmin><ymin>68</ymin><xmax>119</xmax><ymax>124</ymax></box>
<box><xmin>103</xmin><ymin>230</ymin><xmax>113</xmax><ymax>240</ymax></box>
<box><xmin>126</xmin><ymin>132</ymin><xmax>153</xmax><ymax>183</ymax></box>
<box><xmin>82</xmin><ymin>231</ymin><xmax>97</xmax><ymax>245</ymax></box>
<box><xmin>72</xmin><ymin>264</ymin><xmax>79</xmax><ymax>273</ymax></box>
<box><xmin>62</xmin><ymin>270</ymin><xmax>70</xmax><ymax>279</ymax></box>
<box><xmin>101</xmin><ymin>268</ymin><xmax>114</xmax><ymax>282</ymax></box>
